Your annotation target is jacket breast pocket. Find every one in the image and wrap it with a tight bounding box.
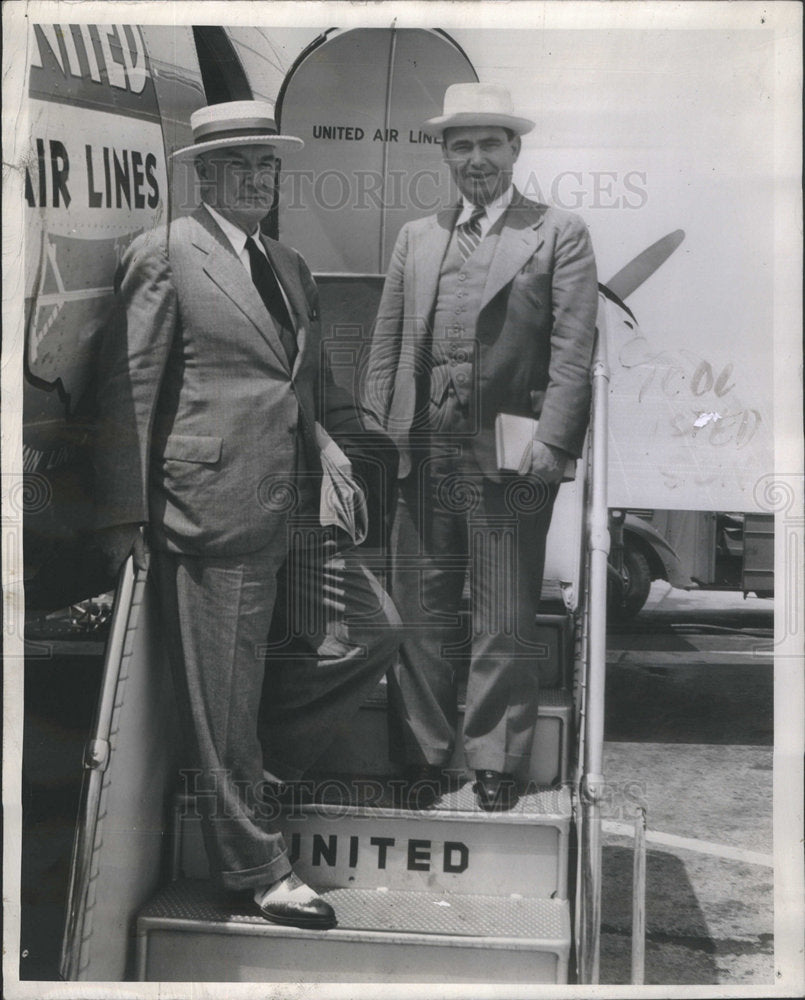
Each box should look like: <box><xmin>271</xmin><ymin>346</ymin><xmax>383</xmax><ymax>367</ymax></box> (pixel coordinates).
<box><xmin>512</xmin><ymin>269</ymin><xmax>552</xmax><ymax>315</ymax></box>
<box><xmin>160</xmin><ymin>434</ymin><xmax>223</xmax><ymax>464</ymax></box>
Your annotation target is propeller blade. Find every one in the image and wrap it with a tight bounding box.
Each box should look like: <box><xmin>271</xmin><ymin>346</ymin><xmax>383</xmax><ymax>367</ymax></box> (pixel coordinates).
<box><xmin>605</xmin><ymin>229</ymin><xmax>685</xmax><ymax>301</ymax></box>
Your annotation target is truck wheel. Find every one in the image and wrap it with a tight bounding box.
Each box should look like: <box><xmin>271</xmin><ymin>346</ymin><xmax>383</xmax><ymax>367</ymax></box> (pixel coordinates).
<box><xmin>608</xmin><ymin>547</ymin><xmax>652</xmax><ymax>620</ymax></box>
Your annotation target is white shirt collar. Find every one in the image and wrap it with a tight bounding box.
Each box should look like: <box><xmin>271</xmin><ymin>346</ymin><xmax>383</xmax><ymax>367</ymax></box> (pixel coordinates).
<box><xmin>203</xmin><ymin>202</ymin><xmax>266</xmax><ymax>261</ymax></box>
<box><xmin>456</xmin><ymin>184</ymin><xmax>514</xmax><ymax>234</ymax></box>
<box><xmin>203</xmin><ymin>202</ymin><xmax>297</xmax><ymax>329</ymax></box>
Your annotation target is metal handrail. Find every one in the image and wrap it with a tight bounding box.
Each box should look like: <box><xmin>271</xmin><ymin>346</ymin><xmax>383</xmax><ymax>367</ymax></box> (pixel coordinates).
<box><xmin>59</xmin><ymin>554</ymin><xmax>148</xmax><ymax>980</ymax></box>
<box><xmin>577</xmin><ymin>299</ymin><xmax>611</xmax><ymax>984</ymax></box>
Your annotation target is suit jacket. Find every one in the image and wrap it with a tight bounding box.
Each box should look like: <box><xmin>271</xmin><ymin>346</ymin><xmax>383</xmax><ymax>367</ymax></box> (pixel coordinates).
<box><xmin>362</xmin><ymin>189</ymin><xmax>598</xmax><ymax>478</ymax></box>
<box><xmin>94</xmin><ymin>206</ymin><xmax>366</xmax><ymax>557</ymax></box>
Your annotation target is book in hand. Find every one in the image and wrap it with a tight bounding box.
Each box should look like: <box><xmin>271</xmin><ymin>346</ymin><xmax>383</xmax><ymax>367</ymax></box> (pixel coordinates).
<box><xmin>494</xmin><ymin>412</ymin><xmax>576</xmax><ymax>481</ymax></box>
<box><xmin>315</xmin><ymin>423</ymin><xmax>369</xmax><ymax>545</ymax></box>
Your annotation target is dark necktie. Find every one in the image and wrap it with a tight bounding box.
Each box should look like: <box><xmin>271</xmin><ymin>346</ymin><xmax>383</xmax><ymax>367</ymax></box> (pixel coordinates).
<box><xmin>456</xmin><ymin>204</ymin><xmax>486</xmax><ymax>260</ymax></box>
<box><xmin>244</xmin><ymin>235</ymin><xmax>297</xmax><ymax>366</ymax></box>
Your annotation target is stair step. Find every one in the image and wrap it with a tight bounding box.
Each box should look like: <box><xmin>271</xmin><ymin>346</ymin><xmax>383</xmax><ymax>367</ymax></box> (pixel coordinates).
<box><xmin>307</xmin><ymin>683</ymin><xmax>573</xmax><ymax>787</ymax></box>
<box><xmin>136</xmin><ymin>879</ymin><xmax>571</xmax><ymax>984</ymax></box>
<box><xmin>173</xmin><ymin>784</ymin><xmax>572</xmax><ymax>898</ymax></box>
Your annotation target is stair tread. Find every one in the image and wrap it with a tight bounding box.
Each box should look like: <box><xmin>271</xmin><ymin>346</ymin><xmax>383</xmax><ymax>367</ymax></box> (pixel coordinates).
<box><xmin>140</xmin><ymin>879</ymin><xmax>570</xmax><ymax>943</ymax></box>
<box><xmin>278</xmin><ymin>779</ymin><xmax>572</xmax><ymax>819</ymax></box>
<box><xmin>180</xmin><ymin>782</ymin><xmax>572</xmax><ymax>820</ymax></box>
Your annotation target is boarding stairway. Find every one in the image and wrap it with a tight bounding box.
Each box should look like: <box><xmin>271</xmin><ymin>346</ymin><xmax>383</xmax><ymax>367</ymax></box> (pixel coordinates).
<box><xmin>137</xmin><ymin>617</ymin><xmax>576</xmax><ymax>983</ymax></box>
<box><xmin>133</xmin><ymin>402</ymin><xmax>599</xmax><ymax>984</ymax></box>
<box><xmin>63</xmin><ymin>496</ymin><xmax>596</xmax><ymax>985</ymax></box>
<box><xmin>61</xmin><ymin>311</ymin><xmax>613</xmax><ymax>987</ymax></box>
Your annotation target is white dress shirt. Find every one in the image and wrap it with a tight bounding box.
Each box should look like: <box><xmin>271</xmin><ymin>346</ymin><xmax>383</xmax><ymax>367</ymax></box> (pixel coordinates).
<box><xmin>203</xmin><ymin>203</ymin><xmax>296</xmax><ymax>325</ymax></box>
<box><xmin>455</xmin><ymin>183</ymin><xmax>514</xmax><ymax>239</ymax></box>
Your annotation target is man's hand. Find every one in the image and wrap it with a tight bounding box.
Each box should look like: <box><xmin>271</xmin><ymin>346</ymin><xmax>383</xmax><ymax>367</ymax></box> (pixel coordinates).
<box><xmin>97</xmin><ymin>523</ymin><xmax>149</xmax><ymax>579</ymax></box>
<box><xmin>526</xmin><ymin>440</ymin><xmax>572</xmax><ymax>483</ymax></box>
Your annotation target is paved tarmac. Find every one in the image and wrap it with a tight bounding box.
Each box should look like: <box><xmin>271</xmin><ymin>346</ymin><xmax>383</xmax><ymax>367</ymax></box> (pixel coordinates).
<box><xmin>599</xmin><ymin>582</ymin><xmax>774</xmax><ymax>986</ymax></box>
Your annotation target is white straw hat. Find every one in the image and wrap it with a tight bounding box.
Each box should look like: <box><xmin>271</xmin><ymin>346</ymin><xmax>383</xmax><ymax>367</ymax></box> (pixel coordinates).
<box><xmin>172</xmin><ymin>100</ymin><xmax>304</xmax><ymax>159</ymax></box>
<box><xmin>423</xmin><ymin>83</ymin><xmax>534</xmax><ymax>138</ymax></box>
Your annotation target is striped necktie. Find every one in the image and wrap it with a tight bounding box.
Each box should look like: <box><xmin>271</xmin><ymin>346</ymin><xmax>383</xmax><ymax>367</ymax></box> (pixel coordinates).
<box><xmin>456</xmin><ymin>204</ymin><xmax>486</xmax><ymax>260</ymax></box>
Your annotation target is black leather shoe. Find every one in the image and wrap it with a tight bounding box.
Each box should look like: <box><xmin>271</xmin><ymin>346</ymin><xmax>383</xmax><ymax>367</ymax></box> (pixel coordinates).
<box><xmin>473</xmin><ymin>770</ymin><xmax>518</xmax><ymax>811</ymax></box>
<box><xmin>254</xmin><ymin>872</ymin><xmax>336</xmax><ymax>930</ymax></box>
<box><xmin>394</xmin><ymin>764</ymin><xmax>448</xmax><ymax>809</ymax></box>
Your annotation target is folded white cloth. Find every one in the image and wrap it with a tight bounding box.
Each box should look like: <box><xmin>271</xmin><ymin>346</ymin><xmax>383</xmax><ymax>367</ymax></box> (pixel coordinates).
<box><xmin>315</xmin><ymin>422</ymin><xmax>369</xmax><ymax>545</ymax></box>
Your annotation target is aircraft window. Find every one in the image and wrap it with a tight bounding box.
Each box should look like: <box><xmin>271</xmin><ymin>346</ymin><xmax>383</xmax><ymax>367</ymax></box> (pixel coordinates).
<box><xmin>192</xmin><ymin>26</ymin><xmax>252</xmax><ymax>103</ymax></box>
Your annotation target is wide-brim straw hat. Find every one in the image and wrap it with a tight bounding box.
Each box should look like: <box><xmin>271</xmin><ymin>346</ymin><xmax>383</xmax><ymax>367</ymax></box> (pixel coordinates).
<box><xmin>172</xmin><ymin>100</ymin><xmax>304</xmax><ymax>159</ymax></box>
<box><xmin>423</xmin><ymin>83</ymin><xmax>534</xmax><ymax>138</ymax></box>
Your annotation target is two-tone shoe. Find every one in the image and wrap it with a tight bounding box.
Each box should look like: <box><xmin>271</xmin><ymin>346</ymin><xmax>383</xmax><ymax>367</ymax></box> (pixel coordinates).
<box><xmin>254</xmin><ymin>871</ymin><xmax>336</xmax><ymax>930</ymax></box>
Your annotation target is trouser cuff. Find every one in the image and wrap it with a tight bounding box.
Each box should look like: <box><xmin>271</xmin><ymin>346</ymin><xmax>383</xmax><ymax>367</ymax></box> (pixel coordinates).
<box><xmin>219</xmin><ymin>851</ymin><xmax>292</xmax><ymax>893</ymax></box>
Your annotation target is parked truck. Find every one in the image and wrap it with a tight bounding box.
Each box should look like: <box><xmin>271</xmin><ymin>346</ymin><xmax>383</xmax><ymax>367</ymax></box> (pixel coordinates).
<box><xmin>607</xmin><ymin>508</ymin><xmax>774</xmax><ymax>620</ymax></box>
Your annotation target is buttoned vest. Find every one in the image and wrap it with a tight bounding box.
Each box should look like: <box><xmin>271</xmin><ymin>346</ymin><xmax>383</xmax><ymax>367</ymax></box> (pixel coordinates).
<box><xmin>427</xmin><ymin>224</ymin><xmax>501</xmax><ymax>432</ymax></box>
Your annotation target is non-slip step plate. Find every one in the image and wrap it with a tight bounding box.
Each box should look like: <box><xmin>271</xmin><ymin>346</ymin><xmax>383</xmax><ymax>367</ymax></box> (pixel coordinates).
<box><xmin>136</xmin><ymin>879</ymin><xmax>571</xmax><ymax>984</ymax></box>
<box><xmin>301</xmin><ymin>779</ymin><xmax>573</xmax><ymax>816</ymax></box>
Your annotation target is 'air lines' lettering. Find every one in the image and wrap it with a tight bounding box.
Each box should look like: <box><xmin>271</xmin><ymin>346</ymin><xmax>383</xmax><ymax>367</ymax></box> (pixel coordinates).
<box><xmin>25</xmin><ymin>140</ymin><xmax>160</xmax><ymax>210</ymax></box>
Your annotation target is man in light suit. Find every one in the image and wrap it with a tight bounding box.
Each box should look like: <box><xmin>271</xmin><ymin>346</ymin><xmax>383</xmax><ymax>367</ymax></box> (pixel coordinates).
<box><xmin>94</xmin><ymin>102</ymin><xmax>400</xmax><ymax>929</ymax></box>
<box><xmin>362</xmin><ymin>84</ymin><xmax>598</xmax><ymax>811</ymax></box>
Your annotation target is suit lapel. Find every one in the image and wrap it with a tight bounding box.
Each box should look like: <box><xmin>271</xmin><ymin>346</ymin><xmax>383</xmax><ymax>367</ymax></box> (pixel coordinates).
<box><xmin>189</xmin><ymin>208</ymin><xmax>291</xmax><ymax>372</ymax></box>
<box><xmin>261</xmin><ymin>236</ymin><xmax>309</xmax><ymax>374</ymax></box>
<box><xmin>413</xmin><ymin>207</ymin><xmax>459</xmax><ymax>321</ymax></box>
<box><xmin>481</xmin><ymin>191</ymin><xmax>547</xmax><ymax>309</ymax></box>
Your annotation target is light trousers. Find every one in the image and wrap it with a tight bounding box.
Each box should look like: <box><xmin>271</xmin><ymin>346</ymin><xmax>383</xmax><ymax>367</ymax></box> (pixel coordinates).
<box><xmin>154</xmin><ymin>524</ymin><xmax>400</xmax><ymax>891</ymax></box>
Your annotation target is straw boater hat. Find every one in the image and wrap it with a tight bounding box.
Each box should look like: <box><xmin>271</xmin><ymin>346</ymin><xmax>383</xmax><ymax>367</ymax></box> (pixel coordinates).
<box><xmin>423</xmin><ymin>83</ymin><xmax>534</xmax><ymax>139</ymax></box>
<box><xmin>172</xmin><ymin>100</ymin><xmax>304</xmax><ymax>159</ymax></box>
